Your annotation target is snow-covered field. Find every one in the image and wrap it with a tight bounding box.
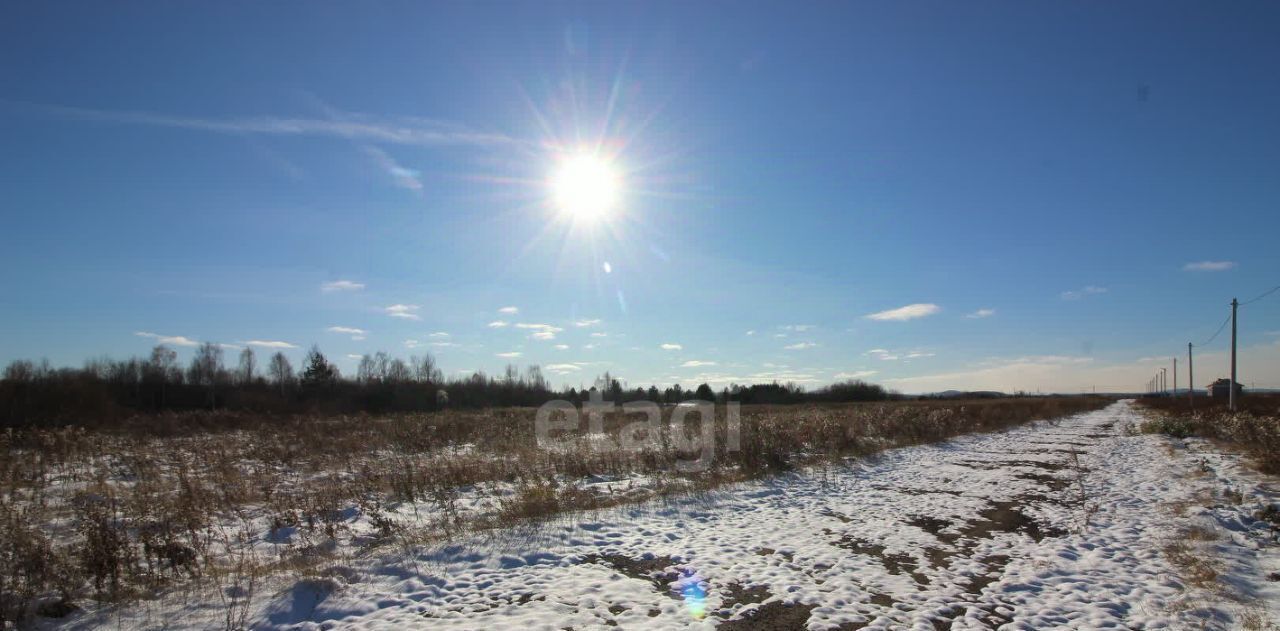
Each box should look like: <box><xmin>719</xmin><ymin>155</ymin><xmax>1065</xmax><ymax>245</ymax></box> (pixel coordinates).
<box><xmin>61</xmin><ymin>400</ymin><xmax>1280</xmax><ymax>629</ymax></box>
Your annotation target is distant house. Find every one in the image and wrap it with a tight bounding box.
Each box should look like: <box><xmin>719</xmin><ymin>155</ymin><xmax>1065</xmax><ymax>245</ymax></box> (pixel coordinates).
<box><xmin>1207</xmin><ymin>378</ymin><xmax>1243</xmax><ymax>399</ymax></box>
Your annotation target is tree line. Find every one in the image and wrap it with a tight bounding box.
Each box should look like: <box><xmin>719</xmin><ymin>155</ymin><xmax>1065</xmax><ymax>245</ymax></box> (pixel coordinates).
<box><xmin>0</xmin><ymin>343</ymin><xmax>895</xmax><ymax>427</ymax></box>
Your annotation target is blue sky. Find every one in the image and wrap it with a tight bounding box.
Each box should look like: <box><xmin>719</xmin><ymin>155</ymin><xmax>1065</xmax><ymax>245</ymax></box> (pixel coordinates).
<box><xmin>2</xmin><ymin>1</ymin><xmax>1278</xmax><ymax>393</ymax></box>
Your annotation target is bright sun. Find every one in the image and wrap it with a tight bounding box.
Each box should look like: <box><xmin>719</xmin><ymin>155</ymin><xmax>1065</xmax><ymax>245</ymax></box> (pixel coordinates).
<box><xmin>552</xmin><ymin>154</ymin><xmax>620</xmax><ymax>221</ymax></box>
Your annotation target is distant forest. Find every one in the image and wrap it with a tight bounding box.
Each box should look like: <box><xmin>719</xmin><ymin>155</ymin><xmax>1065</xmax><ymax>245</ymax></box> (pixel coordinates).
<box><xmin>0</xmin><ymin>343</ymin><xmax>898</xmax><ymax>427</ymax></box>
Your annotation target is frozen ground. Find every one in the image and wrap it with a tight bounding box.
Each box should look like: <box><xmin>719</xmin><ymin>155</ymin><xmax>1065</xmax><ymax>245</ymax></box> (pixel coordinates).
<box><xmin>61</xmin><ymin>400</ymin><xmax>1280</xmax><ymax>629</ymax></box>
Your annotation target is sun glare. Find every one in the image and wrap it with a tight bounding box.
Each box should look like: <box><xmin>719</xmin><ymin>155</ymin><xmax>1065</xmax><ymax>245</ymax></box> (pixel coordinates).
<box><xmin>552</xmin><ymin>153</ymin><xmax>620</xmax><ymax>221</ymax></box>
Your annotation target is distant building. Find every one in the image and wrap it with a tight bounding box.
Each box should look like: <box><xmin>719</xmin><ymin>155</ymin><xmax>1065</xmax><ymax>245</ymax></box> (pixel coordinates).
<box><xmin>1207</xmin><ymin>378</ymin><xmax>1243</xmax><ymax>399</ymax></box>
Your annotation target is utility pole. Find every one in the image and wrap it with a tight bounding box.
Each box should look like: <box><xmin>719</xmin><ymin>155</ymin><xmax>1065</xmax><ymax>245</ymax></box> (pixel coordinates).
<box><xmin>1161</xmin><ymin>368</ymin><xmax>1168</xmax><ymax>396</ymax></box>
<box><xmin>1230</xmin><ymin>298</ymin><xmax>1239</xmax><ymax>411</ymax></box>
<box><xmin>1188</xmin><ymin>342</ymin><xmax>1194</xmax><ymax>410</ymax></box>
<box><xmin>1173</xmin><ymin>358</ymin><xmax>1177</xmax><ymax>397</ymax></box>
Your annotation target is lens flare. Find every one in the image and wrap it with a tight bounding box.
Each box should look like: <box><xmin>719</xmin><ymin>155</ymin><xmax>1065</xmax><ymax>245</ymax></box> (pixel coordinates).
<box><xmin>678</xmin><ymin>569</ymin><xmax>707</xmax><ymax>619</ymax></box>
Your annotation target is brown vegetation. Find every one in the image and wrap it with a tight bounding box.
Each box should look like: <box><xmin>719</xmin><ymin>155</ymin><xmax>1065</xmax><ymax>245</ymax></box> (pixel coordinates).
<box><xmin>0</xmin><ymin>395</ymin><xmax>1108</xmax><ymax>626</ymax></box>
<box><xmin>1137</xmin><ymin>394</ymin><xmax>1280</xmax><ymax>473</ymax></box>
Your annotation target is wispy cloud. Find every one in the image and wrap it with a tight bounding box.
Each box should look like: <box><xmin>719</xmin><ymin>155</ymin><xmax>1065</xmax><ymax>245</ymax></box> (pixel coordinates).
<box><xmin>498</xmin><ymin>306</ymin><xmax>519</xmax><ymax>315</ymax></box>
<box><xmin>516</xmin><ymin>323</ymin><xmax>563</xmax><ymax>340</ymax></box>
<box><xmin>496</xmin><ymin>351</ymin><xmax>522</xmax><ymax>359</ymax></box>
<box><xmin>660</xmin><ymin>343</ymin><xmax>683</xmax><ymax>351</ymax></box>
<box><xmin>326</xmin><ymin>326</ymin><xmax>367</xmax><ymax>341</ymax></box>
<box><xmin>780</xmin><ymin>324</ymin><xmax>816</xmax><ymax>332</ymax></box>
<box><xmin>404</xmin><ymin>339</ymin><xmax>421</xmax><ymax>349</ymax></box>
<box><xmin>134</xmin><ymin>331</ymin><xmax>199</xmax><ymax>347</ymax></box>
<box><xmin>321</xmin><ymin>279</ymin><xmax>365</xmax><ymax>292</ymax></box>
<box><xmin>384</xmin><ymin>304</ymin><xmax>421</xmax><ymax>320</ymax></box>
<box><xmin>865</xmin><ymin>303</ymin><xmax>941</xmax><ymax>321</ymax></box>
<box><xmin>428</xmin><ymin>332</ymin><xmax>450</xmax><ymax>338</ymax></box>
<box><xmin>681</xmin><ymin>360</ymin><xmax>717</xmax><ymax>368</ymax></box>
<box><xmin>240</xmin><ymin>340</ymin><xmax>298</xmax><ymax>349</ymax></box>
<box><xmin>574</xmin><ymin>319</ymin><xmax>602</xmax><ymax>327</ymax></box>
<box><xmin>866</xmin><ymin>349</ymin><xmax>899</xmax><ymax>361</ymax></box>
<box><xmin>362</xmin><ymin>145</ymin><xmax>422</xmax><ymax>192</ymax></box>
<box><xmin>20</xmin><ymin>102</ymin><xmax>516</xmax><ymax>147</ymax></box>
<box><xmin>553</xmin><ymin>344</ymin><xmax>570</xmax><ymax>350</ymax></box>
<box><xmin>834</xmin><ymin>370</ymin><xmax>878</xmax><ymax>380</ymax></box>
<box><xmin>1183</xmin><ymin>260</ymin><xmax>1237</xmax><ymax>272</ymax></box>
<box><xmin>590</xmin><ymin>332</ymin><xmax>607</xmax><ymax>338</ymax></box>
<box><xmin>784</xmin><ymin>342</ymin><xmax>818</xmax><ymax>350</ymax></box>
<box><xmin>745</xmin><ymin>330</ymin><xmax>756</xmax><ymax>336</ymax></box>
<box><xmin>487</xmin><ymin>320</ymin><xmax>509</xmax><ymax>328</ymax></box>
<box><xmin>545</xmin><ymin>363</ymin><xmax>582</xmax><ymax>373</ymax></box>
<box><xmin>966</xmin><ymin>308</ymin><xmax>996</xmax><ymax>319</ymax></box>
<box><xmin>1061</xmin><ymin>286</ymin><xmax>1107</xmax><ymax>300</ymax></box>
<box><xmin>429</xmin><ymin>341</ymin><xmax>459</xmax><ymax>348</ymax></box>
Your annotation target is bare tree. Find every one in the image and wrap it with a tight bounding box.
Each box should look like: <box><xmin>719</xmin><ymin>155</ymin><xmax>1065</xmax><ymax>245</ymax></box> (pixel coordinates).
<box><xmin>268</xmin><ymin>352</ymin><xmax>293</xmax><ymax>397</ymax></box>
<box><xmin>148</xmin><ymin>345</ymin><xmax>177</xmax><ymax>408</ymax></box>
<box><xmin>387</xmin><ymin>358</ymin><xmax>411</xmax><ymax>383</ymax></box>
<box><xmin>188</xmin><ymin>342</ymin><xmax>224</xmax><ymax>409</ymax></box>
<box><xmin>237</xmin><ymin>347</ymin><xmax>256</xmax><ymax>386</ymax></box>
<box><xmin>411</xmin><ymin>354</ymin><xmax>442</xmax><ymax>384</ymax></box>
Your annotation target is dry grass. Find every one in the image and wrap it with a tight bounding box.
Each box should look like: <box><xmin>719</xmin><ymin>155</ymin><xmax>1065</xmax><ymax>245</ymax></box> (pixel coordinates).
<box><xmin>1164</xmin><ymin>527</ymin><xmax>1222</xmax><ymax>590</ymax></box>
<box><xmin>0</xmin><ymin>396</ymin><xmax>1109</xmax><ymax>626</ymax></box>
<box><xmin>1138</xmin><ymin>394</ymin><xmax>1280</xmax><ymax>473</ymax></box>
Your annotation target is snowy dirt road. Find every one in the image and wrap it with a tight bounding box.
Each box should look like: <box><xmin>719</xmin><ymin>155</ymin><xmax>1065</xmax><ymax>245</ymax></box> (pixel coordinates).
<box><xmin>75</xmin><ymin>401</ymin><xmax>1280</xmax><ymax>630</ymax></box>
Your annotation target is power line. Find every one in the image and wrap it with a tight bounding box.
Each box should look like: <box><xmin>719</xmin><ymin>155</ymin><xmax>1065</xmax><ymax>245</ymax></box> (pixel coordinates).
<box><xmin>1241</xmin><ymin>283</ymin><xmax>1280</xmax><ymax>306</ymax></box>
<box><xmin>1196</xmin><ymin>312</ymin><xmax>1232</xmax><ymax>347</ymax></box>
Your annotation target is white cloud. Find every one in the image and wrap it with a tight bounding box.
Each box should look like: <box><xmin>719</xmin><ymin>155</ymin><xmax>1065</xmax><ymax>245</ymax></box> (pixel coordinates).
<box><xmin>867</xmin><ymin>349</ymin><xmax>899</xmax><ymax>361</ymax></box>
<box><xmin>574</xmin><ymin>319</ymin><xmax>602</xmax><ymax>327</ymax></box>
<box><xmin>327</xmin><ymin>326</ymin><xmax>367</xmax><ymax>340</ymax></box>
<box><xmin>346</xmin><ymin>354</ymin><xmax>363</xmax><ymax>360</ymax></box>
<box><xmin>498</xmin><ymin>306</ymin><xmax>519</xmax><ymax>315</ymax></box>
<box><xmin>553</xmin><ymin>344</ymin><xmax>570</xmax><ymax>350</ymax></box>
<box><xmin>429</xmin><ymin>341</ymin><xmax>458</xmax><ymax>348</ymax></box>
<box><xmin>1061</xmin><ymin>286</ymin><xmax>1107</xmax><ymax>301</ymax></box>
<box><xmin>745</xmin><ymin>330</ymin><xmax>756</xmax><ymax>336</ymax></box>
<box><xmin>488</xmin><ymin>320</ymin><xmax>509</xmax><ymax>328</ymax></box>
<box><xmin>327</xmin><ymin>326</ymin><xmax>366</xmax><ymax>335</ymax></box>
<box><xmin>428</xmin><ymin>332</ymin><xmax>450</xmax><ymax>338</ymax></box>
<box><xmin>240</xmin><ymin>340</ymin><xmax>298</xmax><ymax>349</ymax></box>
<box><xmin>404</xmin><ymin>339</ymin><xmax>421</xmax><ymax>349</ymax></box>
<box><xmin>363</xmin><ymin>145</ymin><xmax>421</xmax><ymax>192</ymax></box>
<box><xmin>546</xmin><ymin>363</ymin><xmax>582</xmax><ymax>373</ymax></box>
<box><xmin>904</xmin><ymin>352</ymin><xmax>935</xmax><ymax>359</ymax></box>
<box><xmin>834</xmin><ymin>370</ymin><xmax>878</xmax><ymax>380</ymax></box>
<box><xmin>219</xmin><ymin>343</ymin><xmax>243</xmax><ymax>351</ymax></box>
<box><xmin>384</xmin><ymin>304</ymin><xmax>421</xmax><ymax>320</ymax></box>
<box><xmin>1183</xmin><ymin>261</ymin><xmax>1237</xmax><ymax>272</ymax></box>
<box><xmin>865</xmin><ymin>303</ymin><xmax>941</xmax><ymax>321</ymax></box>
<box><xmin>496</xmin><ymin>351</ymin><xmax>522</xmax><ymax>358</ymax></box>
<box><xmin>134</xmin><ymin>331</ymin><xmax>199</xmax><ymax>347</ymax></box>
<box><xmin>966</xmin><ymin>309</ymin><xmax>996</xmax><ymax>319</ymax></box>
<box><xmin>590</xmin><ymin>332</ymin><xmax>608</xmax><ymax>338</ymax></box>
<box><xmin>781</xmin><ymin>324</ymin><xmax>816</xmax><ymax>332</ymax></box>
<box><xmin>321</xmin><ymin>280</ymin><xmax>365</xmax><ymax>292</ymax></box>
<box><xmin>32</xmin><ymin>102</ymin><xmax>515</xmax><ymax>147</ymax></box>
<box><xmin>785</xmin><ymin>342</ymin><xmax>818</xmax><ymax>350</ymax></box>
<box><xmin>515</xmin><ymin>323</ymin><xmax>563</xmax><ymax>340</ymax></box>
<box><xmin>682</xmin><ymin>360</ymin><xmax>717</xmax><ymax>368</ymax></box>
<box><xmin>660</xmin><ymin>343</ymin><xmax>683</xmax><ymax>351</ymax></box>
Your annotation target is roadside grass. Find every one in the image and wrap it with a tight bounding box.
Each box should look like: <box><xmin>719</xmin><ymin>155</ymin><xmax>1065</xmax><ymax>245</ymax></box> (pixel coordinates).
<box><xmin>1137</xmin><ymin>394</ymin><xmax>1280</xmax><ymax>473</ymax></box>
<box><xmin>0</xmin><ymin>396</ymin><xmax>1109</xmax><ymax>626</ymax></box>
